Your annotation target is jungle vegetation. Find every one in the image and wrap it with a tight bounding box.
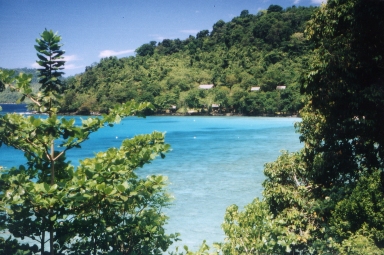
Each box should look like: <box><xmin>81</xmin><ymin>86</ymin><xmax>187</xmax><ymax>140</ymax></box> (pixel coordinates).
<box><xmin>179</xmin><ymin>0</ymin><xmax>384</xmax><ymax>254</ymax></box>
<box><xmin>60</xmin><ymin>5</ymin><xmax>317</xmax><ymax>115</ymax></box>
<box><xmin>1</xmin><ymin>0</ymin><xmax>384</xmax><ymax>254</ymax></box>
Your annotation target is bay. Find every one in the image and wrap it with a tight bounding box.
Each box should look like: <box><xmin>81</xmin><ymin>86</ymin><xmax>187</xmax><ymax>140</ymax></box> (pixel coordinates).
<box><xmin>0</xmin><ymin>104</ymin><xmax>303</xmax><ymax>250</ymax></box>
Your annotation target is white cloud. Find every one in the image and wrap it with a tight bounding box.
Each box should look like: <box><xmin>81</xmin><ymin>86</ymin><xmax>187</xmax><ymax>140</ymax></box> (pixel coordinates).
<box><xmin>311</xmin><ymin>0</ymin><xmax>326</xmax><ymax>4</ymax></box>
<box><xmin>99</xmin><ymin>49</ymin><xmax>134</xmax><ymax>58</ymax></box>
<box><xmin>293</xmin><ymin>0</ymin><xmax>300</xmax><ymax>4</ymax></box>
<box><xmin>31</xmin><ymin>62</ymin><xmax>40</xmax><ymax>69</ymax></box>
<box><xmin>150</xmin><ymin>34</ymin><xmax>166</xmax><ymax>41</ymax></box>
<box><xmin>64</xmin><ymin>64</ymin><xmax>84</xmax><ymax>70</ymax></box>
<box><xmin>63</xmin><ymin>55</ymin><xmax>80</xmax><ymax>62</ymax></box>
<box><xmin>180</xmin><ymin>30</ymin><xmax>199</xmax><ymax>35</ymax></box>
<box><xmin>31</xmin><ymin>54</ymin><xmax>83</xmax><ymax>70</ymax></box>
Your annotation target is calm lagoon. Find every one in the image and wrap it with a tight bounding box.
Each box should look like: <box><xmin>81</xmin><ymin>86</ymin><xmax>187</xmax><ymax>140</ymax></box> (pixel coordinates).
<box><xmin>0</xmin><ymin>104</ymin><xmax>303</xmax><ymax>250</ymax></box>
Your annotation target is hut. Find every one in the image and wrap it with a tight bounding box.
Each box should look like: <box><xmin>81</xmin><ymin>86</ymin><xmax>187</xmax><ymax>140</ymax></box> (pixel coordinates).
<box><xmin>250</xmin><ymin>86</ymin><xmax>260</xmax><ymax>91</ymax></box>
<box><xmin>199</xmin><ymin>84</ymin><xmax>214</xmax><ymax>89</ymax></box>
<box><xmin>211</xmin><ymin>104</ymin><xmax>220</xmax><ymax>113</ymax></box>
<box><xmin>169</xmin><ymin>105</ymin><xmax>177</xmax><ymax>113</ymax></box>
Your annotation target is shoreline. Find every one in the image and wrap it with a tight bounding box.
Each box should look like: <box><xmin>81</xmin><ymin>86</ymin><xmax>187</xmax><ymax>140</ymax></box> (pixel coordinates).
<box><xmin>0</xmin><ymin>104</ymin><xmax>299</xmax><ymax>118</ymax></box>
<box><xmin>62</xmin><ymin>111</ymin><xmax>300</xmax><ymax>118</ymax></box>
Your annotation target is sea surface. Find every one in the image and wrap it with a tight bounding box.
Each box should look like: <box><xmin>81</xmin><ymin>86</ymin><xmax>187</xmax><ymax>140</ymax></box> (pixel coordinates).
<box><xmin>0</xmin><ymin>104</ymin><xmax>303</xmax><ymax>251</ymax></box>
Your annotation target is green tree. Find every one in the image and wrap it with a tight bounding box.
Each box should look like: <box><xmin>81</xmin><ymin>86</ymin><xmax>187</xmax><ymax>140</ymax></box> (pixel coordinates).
<box><xmin>267</xmin><ymin>4</ymin><xmax>283</xmax><ymax>13</ymax></box>
<box><xmin>184</xmin><ymin>89</ymin><xmax>201</xmax><ymax>109</ymax></box>
<box><xmin>64</xmin><ymin>132</ymin><xmax>175</xmax><ymax>254</ymax></box>
<box><xmin>0</xmin><ymin>30</ymin><xmax>177</xmax><ymax>255</ymax></box>
<box><xmin>136</xmin><ymin>41</ymin><xmax>157</xmax><ymax>56</ymax></box>
<box><xmin>213</xmin><ymin>87</ymin><xmax>229</xmax><ymax>110</ymax></box>
<box><xmin>300</xmin><ymin>0</ymin><xmax>384</xmax><ymax>185</ymax></box>
<box><xmin>34</xmin><ymin>29</ymin><xmax>66</xmax><ymax>113</ymax></box>
<box><xmin>183</xmin><ymin>1</ymin><xmax>384</xmax><ymax>254</ymax></box>
<box><xmin>296</xmin><ymin>0</ymin><xmax>384</xmax><ymax>249</ymax></box>
<box><xmin>223</xmin><ymin>0</ymin><xmax>384</xmax><ymax>253</ymax></box>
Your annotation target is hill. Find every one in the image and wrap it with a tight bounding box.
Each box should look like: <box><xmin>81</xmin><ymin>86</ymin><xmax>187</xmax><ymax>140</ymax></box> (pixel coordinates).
<box><xmin>63</xmin><ymin>5</ymin><xmax>317</xmax><ymax>115</ymax></box>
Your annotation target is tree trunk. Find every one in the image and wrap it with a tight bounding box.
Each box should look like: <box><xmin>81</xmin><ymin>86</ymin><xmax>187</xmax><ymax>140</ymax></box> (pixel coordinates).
<box><xmin>41</xmin><ymin>217</ymin><xmax>45</xmax><ymax>254</ymax></box>
<box><xmin>50</xmin><ymin>140</ymin><xmax>55</xmax><ymax>255</ymax></box>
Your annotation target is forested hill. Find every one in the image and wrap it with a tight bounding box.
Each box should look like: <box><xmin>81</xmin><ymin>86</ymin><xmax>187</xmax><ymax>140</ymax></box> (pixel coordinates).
<box><xmin>62</xmin><ymin>5</ymin><xmax>317</xmax><ymax>115</ymax></box>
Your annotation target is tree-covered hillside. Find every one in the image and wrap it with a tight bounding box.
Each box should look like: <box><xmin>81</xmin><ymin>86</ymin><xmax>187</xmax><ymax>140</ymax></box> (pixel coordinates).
<box><xmin>62</xmin><ymin>5</ymin><xmax>317</xmax><ymax>115</ymax></box>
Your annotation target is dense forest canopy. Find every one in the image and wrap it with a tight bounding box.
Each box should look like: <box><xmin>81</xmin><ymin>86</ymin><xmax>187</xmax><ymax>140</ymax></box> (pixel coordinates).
<box><xmin>59</xmin><ymin>5</ymin><xmax>317</xmax><ymax>115</ymax></box>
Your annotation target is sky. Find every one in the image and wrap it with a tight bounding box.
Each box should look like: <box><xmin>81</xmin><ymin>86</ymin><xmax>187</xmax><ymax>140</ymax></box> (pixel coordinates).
<box><xmin>0</xmin><ymin>0</ymin><xmax>324</xmax><ymax>77</ymax></box>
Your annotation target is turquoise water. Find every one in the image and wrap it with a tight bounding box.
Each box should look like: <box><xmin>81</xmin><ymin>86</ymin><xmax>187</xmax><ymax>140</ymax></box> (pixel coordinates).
<box><xmin>0</xmin><ymin>104</ymin><xmax>303</xmax><ymax>250</ymax></box>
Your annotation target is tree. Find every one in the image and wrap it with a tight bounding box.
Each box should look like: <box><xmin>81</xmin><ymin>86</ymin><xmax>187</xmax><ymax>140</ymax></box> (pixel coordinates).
<box><xmin>196</xmin><ymin>30</ymin><xmax>209</xmax><ymax>39</ymax></box>
<box><xmin>184</xmin><ymin>89</ymin><xmax>201</xmax><ymax>109</ymax></box>
<box><xmin>0</xmin><ymin>30</ymin><xmax>177</xmax><ymax>255</ymax></box>
<box><xmin>239</xmin><ymin>10</ymin><xmax>249</xmax><ymax>18</ymax></box>
<box><xmin>212</xmin><ymin>87</ymin><xmax>229</xmax><ymax>110</ymax></box>
<box><xmin>221</xmin><ymin>152</ymin><xmax>311</xmax><ymax>254</ymax></box>
<box><xmin>267</xmin><ymin>4</ymin><xmax>283</xmax><ymax>13</ymax></box>
<box><xmin>224</xmin><ymin>74</ymin><xmax>238</xmax><ymax>91</ymax></box>
<box><xmin>136</xmin><ymin>41</ymin><xmax>157</xmax><ymax>56</ymax></box>
<box><xmin>300</xmin><ymin>0</ymin><xmax>384</xmax><ymax>185</ymax></box>
<box><xmin>296</xmin><ymin>0</ymin><xmax>384</xmax><ymax>249</ymax></box>
<box><xmin>63</xmin><ymin>132</ymin><xmax>175</xmax><ymax>255</ymax></box>
<box><xmin>185</xmin><ymin>1</ymin><xmax>384</xmax><ymax>254</ymax></box>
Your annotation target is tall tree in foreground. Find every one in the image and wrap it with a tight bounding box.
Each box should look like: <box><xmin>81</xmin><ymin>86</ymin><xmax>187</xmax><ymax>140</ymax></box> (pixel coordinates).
<box><xmin>0</xmin><ymin>30</ymin><xmax>177</xmax><ymax>255</ymax></box>
<box><xmin>297</xmin><ymin>0</ymin><xmax>384</xmax><ymax>250</ymax></box>
<box><xmin>213</xmin><ymin>0</ymin><xmax>384</xmax><ymax>254</ymax></box>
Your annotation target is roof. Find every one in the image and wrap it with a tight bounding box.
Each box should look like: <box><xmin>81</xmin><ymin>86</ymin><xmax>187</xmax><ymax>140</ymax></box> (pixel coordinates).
<box><xmin>212</xmin><ymin>104</ymin><xmax>220</xmax><ymax>108</ymax></box>
<box><xmin>276</xmin><ymin>86</ymin><xmax>286</xmax><ymax>90</ymax></box>
<box><xmin>199</xmin><ymin>84</ymin><xmax>214</xmax><ymax>89</ymax></box>
<box><xmin>251</xmin><ymin>86</ymin><xmax>260</xmax><ymax>91</ymax></box>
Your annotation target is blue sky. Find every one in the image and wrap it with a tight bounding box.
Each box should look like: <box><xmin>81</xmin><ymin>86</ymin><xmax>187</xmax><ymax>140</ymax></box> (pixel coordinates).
<box><xmin>0</xmin><ymin>0</ymin><xmax>324</xmax><ymax>76</ymax></box>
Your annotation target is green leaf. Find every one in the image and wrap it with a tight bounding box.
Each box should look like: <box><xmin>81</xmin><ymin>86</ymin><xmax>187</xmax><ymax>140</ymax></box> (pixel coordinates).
<box><xmin>43</xmin><ymin>182</ymin><xmax>50</xmax><ymax>193</ymax></box>
<box><xmin>104</xmin><ymin>186</ymin><xmax>116</xmax><ymax>195</ymax></box>
<box><xmin>116</xmin><ymin>184</ymin><xmax>126</xmax><ymax>192</ymax></box>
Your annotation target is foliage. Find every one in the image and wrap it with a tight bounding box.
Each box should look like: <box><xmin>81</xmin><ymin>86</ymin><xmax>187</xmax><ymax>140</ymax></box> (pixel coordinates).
<box><xmin>220</xmin><ymin>151</ymin><xmax>316</xmax><ymax>254</ymax></box>
<box><xmin>299</xmin><ymin>0</ymin><xmax>384</xmax><ymax>185</ymax></box>
<box><xmin>181</xmin><ymin>0</ymin><xmax>384</xmax><ymax>254</ymax></box>
<box><xmin>0</xmin><ymin>68</ymin><xmax>40</xmax><ymax>103</ymax></box>
<box><xmin>60</xmin><ymin>5</ymin><xmax>317</xmax><ymax>115</ymax></box>
<box><xmin>0</xmin><ymin>236</ymin><xmax>38</xmax><ymax>255</ymax></box>
<box><xmin>0</xmin><ymin>30</ymin><xmax>177</xmax><ymax>255</ymax></box>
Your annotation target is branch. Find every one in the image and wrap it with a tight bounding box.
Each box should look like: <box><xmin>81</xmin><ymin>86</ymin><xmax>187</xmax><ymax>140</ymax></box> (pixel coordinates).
<box><xmin>53</xmin><ymin>149</ymin><xmax>67</xmax><ymax>161</ymax></box>
<box><xmin>293</xmin><ymin>173</ymin><xmax>301</xmax><ymax>187</ymax></box>
<box><xmin>6</xmin><ymin>83</ymin><xmax>41</xmax><ymax>107</ymax></box>
<box><xmin>240</xmin><ymin>237</ymin><xmax>250</xmax><ymax>255</ymax></box>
